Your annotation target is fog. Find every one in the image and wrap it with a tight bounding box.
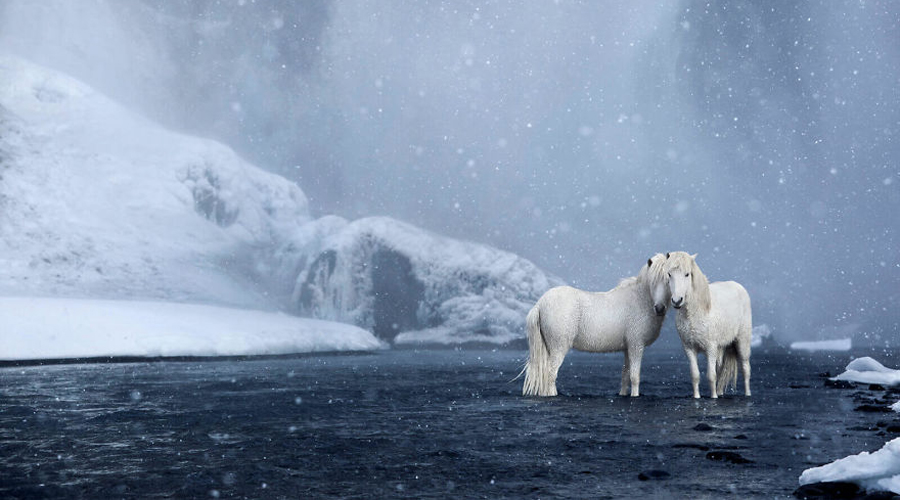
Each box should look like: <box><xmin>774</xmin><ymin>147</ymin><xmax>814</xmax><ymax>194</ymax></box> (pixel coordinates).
<box><xmin>2</xmin><ymin>0</ymin><xmax>897</xmax><ymax>345</ymax></box>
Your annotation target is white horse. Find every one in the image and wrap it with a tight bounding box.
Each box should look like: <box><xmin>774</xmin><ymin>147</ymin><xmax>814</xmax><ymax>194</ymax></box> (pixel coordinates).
<box><xmin>520</xmin><ymin>254</ymin><xmax>671</xmax><ymax>397</ymax></box>
<box><xmin>665</xmin><ymin>251</ymin><xmax>752</xmax><ymax>399</ymax></box>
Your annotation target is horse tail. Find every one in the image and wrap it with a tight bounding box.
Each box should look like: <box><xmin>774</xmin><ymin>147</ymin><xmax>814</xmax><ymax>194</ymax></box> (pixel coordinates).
<box><xmin>520</xmin><ymin>305</ymin><xmax>553</xmax><ymax>396</ymax></box>
<box><xmin>717</xmin><ymin>344</ymin><xmax>739</xmax><ymax>394</ymax></box>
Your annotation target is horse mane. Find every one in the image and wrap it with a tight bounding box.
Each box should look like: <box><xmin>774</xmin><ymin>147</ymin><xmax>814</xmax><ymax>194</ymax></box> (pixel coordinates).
<box><xmin>645</xmin><ymin>253</ymin><xmax>668</xmax><ymax>287</ymax></box>
<box><xmin>690</xmin><ymin>258</ymin><xmax>712</xmax><ymax>313</ymax></box>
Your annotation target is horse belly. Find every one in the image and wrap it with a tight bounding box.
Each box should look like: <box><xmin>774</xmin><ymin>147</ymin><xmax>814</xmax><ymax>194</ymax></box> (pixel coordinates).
<box><xmin>572</xmin><ymin>326</ymin><xmax>627</xmax><ymax>353</ymax></box>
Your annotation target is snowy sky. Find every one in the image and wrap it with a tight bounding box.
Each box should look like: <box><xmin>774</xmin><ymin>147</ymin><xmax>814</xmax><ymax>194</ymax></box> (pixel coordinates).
<box><xmin>1</xmin><ymin>0</ymin><xmax>897</xmax><ymax>344</ymax></box>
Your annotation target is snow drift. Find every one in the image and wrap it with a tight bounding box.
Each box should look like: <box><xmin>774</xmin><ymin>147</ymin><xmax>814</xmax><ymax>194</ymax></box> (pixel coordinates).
<box><xmin>0</xmin><ymin>297</ymin><xmax>385</xmax><ymax>360</ymax></box>
<box><xmin>800</xmin><ymin>437</ymin><xmax>900</xmax><ymax>495</ymax></box>
<box><xmin>832</xmin><ymin>357</ymin><xmax>900</xmax><ymax>386</ymax></box>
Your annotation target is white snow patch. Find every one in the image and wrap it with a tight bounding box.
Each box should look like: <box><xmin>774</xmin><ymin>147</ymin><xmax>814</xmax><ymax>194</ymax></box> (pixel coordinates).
<box><xmin>832</xmin><ymin>357</ymin><xmax>900</xmax><ymax>386</ymax></box>
<box><xmin>892</xmin><ymin>401</ymin><xmax>900</xmax><ymax>413</ymax></box>
<box><xmin>0</xmin><ymin>297</ymin><xmax>385</xmax><ymax>360</ymax></box>
<box><xmin>750</xmin><ymin>324</ymin><xmax>772</xmax><ymax>348</ymax></box>
<box><xmin>799</xmin><ymin>437</ymin><xmax>900</xmax><ymax>494</ymax></box>
<box><xmin>789</xmin><ymin>338</ymin><xmax>851</xmax><ymax>352</ymax></box>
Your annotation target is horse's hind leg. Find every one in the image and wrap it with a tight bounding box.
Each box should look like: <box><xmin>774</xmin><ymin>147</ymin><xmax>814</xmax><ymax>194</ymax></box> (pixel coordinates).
<box><xmin>705</xmin><ymin>348</ymin><xmax>719</xmax><ymax>399</ymax></box>
<box><xmin>619</xmin><ymin>351</ymin><xmax>630</xmax><ymax>396</ymax></box>
<box><xmin>684</xmin><ymin>348</ymin><xmax>701</xmax><ymax>399</ymax></box>
<box><xmin>736</xmin><ymin>341</ymin><xmax>752</xmax><ymax>396</ymax></box>
<box><xmin>546</xmin><ymin>349</ymin><xmax>567</xmax><ymax>397</ymax></box>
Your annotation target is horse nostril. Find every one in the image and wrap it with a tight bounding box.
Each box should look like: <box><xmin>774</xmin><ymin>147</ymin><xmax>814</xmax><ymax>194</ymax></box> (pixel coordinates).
<box><xmin>654</xmin><ymin>304</ymin><xmax>666</xmax><ymax>316</ymax></box>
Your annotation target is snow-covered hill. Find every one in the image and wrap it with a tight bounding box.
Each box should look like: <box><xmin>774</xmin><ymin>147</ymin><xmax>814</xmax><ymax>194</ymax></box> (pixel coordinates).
<box><xmin>0</xmin><ymin>54</ymin><xmax>310</xmax><ymax>307</ymax></box>
<box><xmin>0</xmin><ymin>55</ymin><xmax>560</xmax><ymax>353</ymax></box>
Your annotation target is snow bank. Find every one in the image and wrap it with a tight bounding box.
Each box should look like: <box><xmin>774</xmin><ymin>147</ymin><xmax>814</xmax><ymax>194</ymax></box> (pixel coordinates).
<box><xmin>789</xmin><ymin>338</ymin><xmax>852</xmax><ymax>352</ymax></box>
<box><xmin>293</xmin><ymin>216</ymin><xmax>562</xmax><ymax>345</ymax></box>
<box><xmin>832</xmin><ymin>357</ymin><xmax>900</xmax><ymax>386</ymax></box>
<box><xmin>0</xmin><ymin>297</ymin><xmax>385</xmax><ymax>360</ymax></box>
<box><xmin>799</xmin><ymin>438</ymin><xmax>900</xmax><ymax>494</ymax></box>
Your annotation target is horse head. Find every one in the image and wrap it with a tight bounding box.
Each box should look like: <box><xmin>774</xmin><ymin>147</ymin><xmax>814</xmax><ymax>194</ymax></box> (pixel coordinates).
<box><xmin>646</xmin><ymin>253</ymin><xmax>671</xmax><ymax>316</ymax></box>
<box><xmin>664</xmin><ymin>251</ymin><xmax>706</xmax><ymax>311</ymax></box>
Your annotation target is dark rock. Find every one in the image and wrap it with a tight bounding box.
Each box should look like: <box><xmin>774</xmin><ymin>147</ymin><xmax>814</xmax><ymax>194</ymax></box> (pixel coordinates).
<box><xmin>855</xmin><ymin>404</ymin><xmax>891</xmax><ymax>413</ymax></box>
<box><xmin>877</xmin><ymin>421</ymin><xmax>890</xmax><ymax>428</ymax></box>
<box><xmin>693</xmin><ymin>423</ymin><xmax>714</xmax><ymax>431</ymax></box>
<box><xmin>847</xmin><ymin>425</ymin><xmax>880</xmax><ymax>432</ymax></box>
<box><xmin>672</xmin><ymin>443</ymin><xmax>710</xmax><ymax>451</ymax></box>
<box><xmin>793</xmin><ymin>481</ymin><xmax>900</xmax><ymax>499</ymax></box>
<box><xmin>638</xmin><ymin>470</ymin><xmax>671</xmax><ymax>481</ymax></box>
<box><xmin>886</xmin><ymin>425</ymin><xmax>900</xmax><ymax>433</ymax></box>
<box><xmin>818</xmin><ymin>372</ymin><xmax>833</xmax><ymax>378</ymax></box>
<box><xmin>734</xmin><ymin>434</ymin><xmax>749</xmax><ymax>440</ymax></box>
<box><xmin>791</xmin><ymin>383</ymin><xmax>812</xmax><ymax>389</ymax></box>
<box><xmin>870</xmin><ymin>384</ymin><xmax>887</xmax><ymax>391</ymax></box>
<box><xmin>825</xmin><ymin>379</ymin><xmax>855</xmax><ymax>389</ymax></box>
<box><xmin>793</xmin><ymin>481</ymin><xmax>862</xmax><ymax>499</ymax></box>
<box><xmin>706</xmin><ymin>451</ymin><xmax>753</xmax><ymax>464</ymax></box>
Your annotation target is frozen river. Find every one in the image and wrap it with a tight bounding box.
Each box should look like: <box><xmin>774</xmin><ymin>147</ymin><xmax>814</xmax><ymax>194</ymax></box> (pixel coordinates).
<box><xmin>1</xmin><ymin>349</ymin><xmax>897</xmax><ymax>498</ymax></box>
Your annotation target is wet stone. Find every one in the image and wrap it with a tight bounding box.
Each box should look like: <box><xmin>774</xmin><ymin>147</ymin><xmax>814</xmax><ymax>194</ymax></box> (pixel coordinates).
<box><xmin>693</xmin><ymin>423</ymin><xmax>714</xmax><ymax>431</ymax></box>
<box><xmin>734</xmin><ymin>434</ymin><xmax>749</xmax><ymax>440</ymax></box>
<box><xmin>869</xmin><ymin>384</ymin><xmax>887</xmax><ymax>391</ymax></box>
<box><xmin>824</xmin><ymin>379</ymin><xmax>855</xmax><ymax>389</ymax></box>
<box><xmin>793</xmin><ymin>481</ymin><xmax>900</xmax><ymax>499</ymax></box>
<box><xmin>855</xmin><ymin>404</ymin><xmax>892</xmax><ymax>413</ymax></box>
<box><xmin>638</xmin><ymin>470</ymin><xmax>671</xmax><ymax>481</ymax></box>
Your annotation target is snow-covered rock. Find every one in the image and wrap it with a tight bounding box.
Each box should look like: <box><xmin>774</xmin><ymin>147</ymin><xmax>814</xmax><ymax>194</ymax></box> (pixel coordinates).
<box><xmin>832</xmin><ymin>357</ymin><xmax>900</xmax><ymax>386</ymax></box>
<box><xmin>750</xmin><ymin>324</ymin><xmax>772</xmax><ymax>348</ymax></box>
<box><xmin>292</xmin><ymin>216</ymin><xmax>563</xmax><ymax>345</ymax></box>
<box><xmin>0</xmin><ymin>297</ymin><xmax>385</xmax><ymax>360</ymax></box>
<box><xmin>789</xmin><ymin>338</ymin><xmax>852</xmax><ymax>352</ymax></box>
<box><xmin>0</xmin><ymin>54</ymin><xmax>310</xmax><ymax>307</ymax></box>
<box><xmin>799</xmin><ymin>437</ymin><xmax>900</xmax><ymax>494</ymax></box>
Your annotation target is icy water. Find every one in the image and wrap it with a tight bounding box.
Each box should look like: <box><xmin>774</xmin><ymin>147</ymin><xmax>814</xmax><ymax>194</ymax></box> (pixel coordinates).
<box><xmin>1</xmin><ymin>349</ymin><xmax>899</xmax><ymax>499</ymax></box>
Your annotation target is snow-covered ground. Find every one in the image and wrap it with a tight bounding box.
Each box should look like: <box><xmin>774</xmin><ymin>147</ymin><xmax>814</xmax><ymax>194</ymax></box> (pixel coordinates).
<box><xmin>831</xmin><ymin>357</ymin><xmax>900</xmax><ymax>386</ymax></box>
<box><xmin>0</xmin><ymin>297</ymin><xmax>385</xmax><ymax>360</ymax></box>
<box><xmin>789</xmin><ymin>338</ymin><xmax>852</xmax><ymax>352</ymax></box>
<box><xmin>800</xmin><ymin>438</ymin><xmax>900</xmax><ymax>494</ymax></box>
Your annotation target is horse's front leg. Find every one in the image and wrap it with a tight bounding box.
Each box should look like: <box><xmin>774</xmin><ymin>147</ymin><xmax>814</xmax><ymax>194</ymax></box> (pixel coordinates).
<box><xmin>628</xmin><ymin>345</ymin><xmax>644</xmax><ymax>397</ymax></box>
<box><xmin>619</xmin><ymin>351</ymin><xmax>631</xmax><ymax>396</ymax></box>
<box><xmin>684</xmin><ymin>348</ymin><xmax>701</xmax><ymax>398</ymax></box>
<box><xmin>706</xmin><ymin>348</ymin><xmax>718</xmax><ymax>399</ymax></box>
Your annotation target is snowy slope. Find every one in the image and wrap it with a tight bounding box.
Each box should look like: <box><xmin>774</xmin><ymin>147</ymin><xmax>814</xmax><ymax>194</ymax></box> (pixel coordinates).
<box><xmin>0</xmin><ymin>297</ymin><xmax>384</xmax><ymax>360</ymax></box>
<box><xmin>293</xmin><ymin>216</ymin><xmax>563</xmax><ymax>345</ymax></box>
<box><xmin>0</xmin><ymin>54</ymin><xmax>310</xmax><ymax>306</ymax></box>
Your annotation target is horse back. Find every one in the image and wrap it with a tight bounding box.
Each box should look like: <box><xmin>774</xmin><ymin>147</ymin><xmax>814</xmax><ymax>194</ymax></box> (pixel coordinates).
<box><xmin>710</xmin><ymin>281</ymin><xmax>752</xmax><ymax>329</ymax></box>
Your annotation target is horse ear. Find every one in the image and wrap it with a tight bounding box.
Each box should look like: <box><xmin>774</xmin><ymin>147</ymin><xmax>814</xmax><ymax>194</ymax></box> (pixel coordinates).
<box><xmin>647</xmin><ymin>258</ymin><xmax>653</xmax><ymax>267</ymax></box>
<box><xmin>666</xmin><ymin>252</ymin><xmax>670</xmax><ymax>259</ymax></box>
<box><xmin>691</xmin><ymin>253</ymin><xmax>698</xmax><ymax>260</ymax></box>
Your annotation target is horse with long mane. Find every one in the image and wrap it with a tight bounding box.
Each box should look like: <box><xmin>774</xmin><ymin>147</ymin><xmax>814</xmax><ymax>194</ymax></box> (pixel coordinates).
<box><xmin>665</xmin><ymin>251</ymin><xmax>752</xmax><ymax>398</ymax></box>
<box><xmin>520</xmin><ymin>254</ymin><xmax>671</xmax><ymax>397</ymax></box>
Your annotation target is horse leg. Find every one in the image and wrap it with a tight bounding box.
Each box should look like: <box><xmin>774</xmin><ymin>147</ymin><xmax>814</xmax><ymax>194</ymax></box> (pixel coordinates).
<box><xmin>546</xmin><ymin>349</ymin><xmax>567</xmax><ymax>397</ymax></box>
<box><xmin>619</xmin><ymin>351</ymin><xmax>630</xmax><ymax>396</ymax></box>
<box><xmin>684</xmin><ymin>348</ymin><xmax>701</xmax><ymax>399</ymax></box>
<box><xmin>706</xmin><ymin>348</ymin><xmax>718</xmax><ymax>399</ymax></box>
<box><xmin>628</xmin><ymin>345</ymin><xmax>644</xmax><ymax>397</ymax></box>
<box><xmin>736</xmin><ymin>341</ymin><xmax>752</xmax><ymax>396</ymax></box>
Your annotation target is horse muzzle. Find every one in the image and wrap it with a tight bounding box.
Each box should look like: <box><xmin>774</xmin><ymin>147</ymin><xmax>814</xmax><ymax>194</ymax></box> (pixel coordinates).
<box><xmin>671</xmin><ymin>297</ymin><xmax>684</xmax><ymax>309</ymax></box>
<box><xmin>654</xmin><ymin>304</ymin><xmax>666</xmax><ymax>316</ymax></box>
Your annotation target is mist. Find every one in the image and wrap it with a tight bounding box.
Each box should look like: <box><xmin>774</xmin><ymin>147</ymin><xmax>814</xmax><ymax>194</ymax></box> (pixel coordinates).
<box><xmin>2</xmin><ymin>0</ymin><xmax>898</xmax><ymax>345</ymax></box>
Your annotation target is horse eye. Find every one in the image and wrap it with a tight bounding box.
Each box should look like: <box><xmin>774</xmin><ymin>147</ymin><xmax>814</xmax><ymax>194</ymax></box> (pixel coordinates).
<box><xmin>685</xmin><ymin>272</ymin><xmax>690</xmax><ymax>277</ymax></box>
